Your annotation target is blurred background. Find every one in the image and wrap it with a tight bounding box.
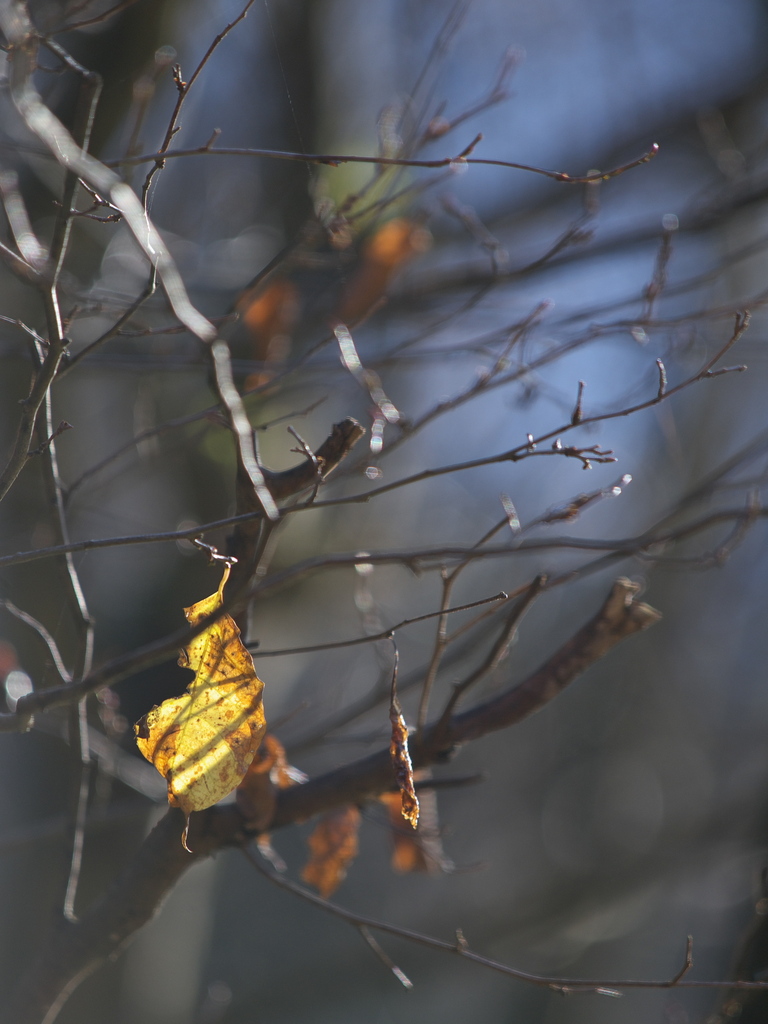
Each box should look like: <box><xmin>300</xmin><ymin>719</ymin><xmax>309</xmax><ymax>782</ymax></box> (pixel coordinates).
<box><xmin>2</xmin><ymin>0</ymin><xmax>768</xmax><ymax>1021</ymax></box>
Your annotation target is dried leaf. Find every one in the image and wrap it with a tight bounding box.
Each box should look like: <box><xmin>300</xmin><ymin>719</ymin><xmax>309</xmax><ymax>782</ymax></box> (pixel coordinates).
<box><xmin>389</xmin><ymin>703</ymin><xmax>419</xmax><ymax>829</ymax></box>
<box><xmin>236</xmin><ymin>734</ymin><xmax>305</xmax><ymax>831</ymax></box>
<box><xmin>135</xmin><ymin>565</ymin><xmax>266</xmax><ymax>840</ymax></box>
<box><xmin>334</xmin><ymin>218</ymin><xmax>431</xmax><ymax>326</ymax></box>
<box><xmin>380</xmin><ymin>782</ymin><xmax>454</xmax><ymax>874</ymax></box>
<box><xmin>237</xmin><ymin>278</ymin><xmax>298</xmax><ymax>390</ymax></box>
<box><xmin>301</xmin><ymin>805</ymin><xmax>361</xmax><ymax>897</ymax></box>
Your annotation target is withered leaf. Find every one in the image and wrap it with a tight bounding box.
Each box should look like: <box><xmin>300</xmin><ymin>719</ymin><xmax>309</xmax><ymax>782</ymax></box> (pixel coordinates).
<box><xmin>236</xmin><ymin>734</ymin><xmax>306</xmax><ymax>832</ymax></box>
<box><xmin>301</xmin><ymin>805</ymin><xmax>361</xmax><ymax>897</ymax></box>
<box><xmin>334</xmin><ymin>218</ymin><xmax>431</xmax><ymax>326</ymax></box>
<box><xmin>380</xmin><ymin>782</ymin><xmax>453</xmax><ymax>874</ymax></box>
<box><xmin>135</xmin><ymin>565</ymin><xmax>266</xmax><ymax>840</ymax></box>
<box><xmin>390</xmin><ymin>703</ymin><xmax>419</xmax><ymax>829</ymax></box>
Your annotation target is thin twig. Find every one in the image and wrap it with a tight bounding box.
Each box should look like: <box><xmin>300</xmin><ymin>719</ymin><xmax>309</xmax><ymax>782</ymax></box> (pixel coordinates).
<box><xmin>64</xmin><ymin>397</ymin><xmax>326</xmax><ymax>503</ymax></box>
<box><xmin>415</xmin><ymin>571</ymin><xmax>456</xmax><ymax>735</ymax></box>
<box><xmin>358</xmin><ymin>925</ymin><xmax>413</xmax><ymax>989</ymax></box>
<box><xmin>246</xmin><ymin>854</ymin><xmax>746</xmax><ymax>995</ymax></box>
<box><xmin>270</xmin><ymin>578</ymin><xmax>662</xmax><ymax>826</ymax></box>
<box><xmin>140</xmin><ymin>0</ymin><xmax>258</xmax><ymax>206</ymax></box>
<box><xmin>288</xmin><ymin>311</ymin><xmax>750</xmax><ymax>511</ymax></box>
<box><xmin>0</xmin><ymin>599</ymin><xmax>72</xmax><ymax>684</ymax></box>
<box><xmin>57</xmin><ymin>0</ymin><xmax>142</xmax><ymax>32</ymax></box>
<box><xmin>2</xmin><ymin>504</ymin><xmax>765</xmax><ymax>581</ymax></box>
<box><xmin>248</xmin><ymin>590</ymin><xmax>507</xmax><ymax>657</ymax></box>
<box><xmin>57</xmin><ymin>277</ymin><xmax>156</xmax><ymax>378</ymax></box>
<box><xmin>435</xmin><ymin>573</ymin><xmax>548</xmax><ymax>734</ymax></box>
<box><xmin>110</xmin><ymin>141</ymin><xmax>662</xmax><ymax>184</ymax></box>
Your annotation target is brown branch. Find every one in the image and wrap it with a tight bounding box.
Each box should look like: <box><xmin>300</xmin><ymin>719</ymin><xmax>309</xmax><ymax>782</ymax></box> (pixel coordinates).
<box><xmin>434</xmin><ymin>572</ymin><xmax>548</xmax><ymax>733</ymax></box>
<box><xmin>57</xmin><ymin>0</ymin><xmax>142</xmax><ymax>32</ymax></box>
<box><xmin>54</xmin><ymin>286</ymin><xmax>732</xmax><ymax>506</ymax></box>
<box><xmin>245</xmin><ymin>858</ymin><xmax>767</xmax><ymax>996</ymax></box>
<box><xmin>299</xmin><ymin>311</ymin><xmax>749</xmax><ymax>511</ymax></box>
<box><xmin>244</xmin><ymin>860</ymin><xmax>768</xmax><ymax>995</ymax></box>
<box><xmin>264</xmin><ymin>418</ymin><xmax>366</xmax><ymax>500</ymax></box>
<box><xmin>1</xmin><ymin>504</ymin><xmax>764</xmax><ymax>581</ymax></box>
<box><xmin>227</xmin><ymin>417</ymin><xmax>365</xmax><ymax>594</ymax></box>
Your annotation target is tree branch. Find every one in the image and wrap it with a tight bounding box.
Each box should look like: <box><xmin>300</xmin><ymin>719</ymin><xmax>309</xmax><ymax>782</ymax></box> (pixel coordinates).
<box><xmin>228</xmin><ymin>417</ymin><xmax>365</xmax><ymax>595</ymax></box>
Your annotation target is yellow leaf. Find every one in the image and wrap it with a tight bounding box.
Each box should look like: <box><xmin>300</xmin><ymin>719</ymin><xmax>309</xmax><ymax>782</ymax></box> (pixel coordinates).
<box><xmin>135</xmin><ymin>565</ymin><xmax>266</xmax><ymax>839</ymax></box>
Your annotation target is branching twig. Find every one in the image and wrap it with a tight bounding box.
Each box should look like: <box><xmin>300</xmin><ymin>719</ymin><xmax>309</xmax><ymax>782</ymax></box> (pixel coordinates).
<box><xmin>245</xmin><ymin>857</ymin><xmax>748</xmax><ymax>996</ymax></box>
<box><xmin>140</xmin><ymin>0</ymin><xmax>258</xmax><ymax>206</ymax></box>
<box><xmin>435</xmin><ymin>572</ymin><xmax>547</xmax><ymax>734</ymax></box>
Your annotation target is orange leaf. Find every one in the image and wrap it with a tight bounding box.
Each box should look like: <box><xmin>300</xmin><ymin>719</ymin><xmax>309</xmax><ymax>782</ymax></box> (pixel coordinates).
<box><xmin>237</xmin><ymin>278</ymin><xmax>297</xmax><ymax>389</ymax></box>
<box><xmin>236</xmin><ymin>734</ymin><xmax>305</xmax><ymax>831</ymax></box>
<box><xmin>301</xmin><ymin>805</ymin><xmax>361</xmax><ymax>897</ymax></box>
<box><xmin>380</xmin><ymin>784</ymin><xmax>453</xmax><ymax>874</ymax></box>
<box><xmin>389</xmin><ymin>703</ymin><xmax>419</xmax><ymax>829</ymax></box>
<box><xmin>334</xmin><ymin>218</ymin><xmax>431</xmax><ymax>326</ymax></box>
<box><xmin>135</xmin><ymin>565</ymin><xmax>266</xmax><ymax>844</ymax></box>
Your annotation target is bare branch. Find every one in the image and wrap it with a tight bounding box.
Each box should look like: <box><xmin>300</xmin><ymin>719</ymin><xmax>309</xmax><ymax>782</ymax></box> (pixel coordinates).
<box><xmin>56</xmin><ymin>0</ymin><xmax>141</xmax><ymax>32</ymax></box>
<box><xmin>140</xmin><ymin>0</ymin><xmax>257</xmax><ymax>205</ymax></box>
<box><xmin>110</xmin><ymin>141</ymin><xmax>661</xmax><ymax>184</ymax></box>
<box><xmin>248</xmin><ymin>589</ymin><xmax>507</xmax><ymax>658</ymax></box>
<box><xmin>0</xmin><ymin>599</ymin><xmax>71</xmax><ymax>684</ymax></box>
<box><xmin>435</xmin><ymin>573</ymin><xmax>548</xmax><ymax>731</ymax></box>
<box><xmin>245</xmin><ymin>855</ymin><xmax>762</xmax><ymax>995</ymax></box>
<box><xmin>0</xmin><ymin>334</ymin><xmax>67</xmax><ymax>503</ymax></box>
<box><xmin>228</xmin><ymin>417</ymin><xmax>365</xmax><ymax>595</ymax></box>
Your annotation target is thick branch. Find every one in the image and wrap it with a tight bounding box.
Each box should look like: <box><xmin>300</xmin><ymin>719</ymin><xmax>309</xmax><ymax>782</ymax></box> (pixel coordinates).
<box><xmin>228</xmin><ymin>417</ymin><xmax>364</xmax><ymax>593</ymax></box>
<box><xmin>263</xmin><ymin>417</ymin><xmax>366</xmax><ymax>499</ymax></box>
